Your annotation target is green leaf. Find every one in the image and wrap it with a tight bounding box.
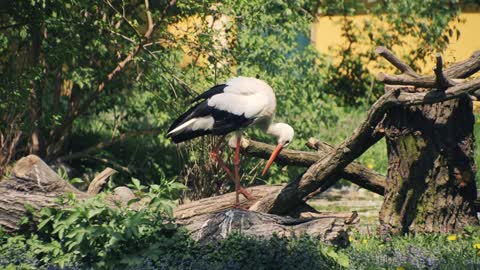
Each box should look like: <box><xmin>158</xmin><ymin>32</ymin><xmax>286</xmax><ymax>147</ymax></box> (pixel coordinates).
<box><xmin>37</xmin><ymin>216</ymin><xmax>53</xmax><ymax>231</ymax></box>
<box><xmin>23</xmin><ymin>203</ymin><xmax>35</xmax><ymax>213</ymax></box>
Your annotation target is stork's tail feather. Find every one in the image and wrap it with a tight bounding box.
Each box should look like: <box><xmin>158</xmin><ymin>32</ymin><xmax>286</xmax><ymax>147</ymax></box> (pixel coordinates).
<box><xmin>167</xmin><ymin>101</ymin><xmax>214</xmax><ymax>143</ymax></box>
<box><xmin>167</xmin><ymin>118</ymin><xmax>211</xmax><ymax>143</ymax></box>
<box><xmin>168</xmin><ymin>129</ymin><xmax>212</xmax><ymax>143</ymax></box>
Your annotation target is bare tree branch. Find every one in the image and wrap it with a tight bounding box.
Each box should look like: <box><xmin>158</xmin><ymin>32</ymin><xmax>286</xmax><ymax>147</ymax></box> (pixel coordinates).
<box><xmin>233</xmin><ymin>137</ymin><xmax>386</xmax><ymax>195</ymax></box>
<box><xmin>144</xmin><ymin>0</ymin><xmax>153</xmax><ymax>35</ymax></box>
<box><xmin>375</xmin><ymin>46</ymin><xmax>419</xmax><ymax>77</ymax></box>
<box><xmin>377</xmin><ymin>49</ymin><xmax>480</xmax><ymax>88</ymax></box>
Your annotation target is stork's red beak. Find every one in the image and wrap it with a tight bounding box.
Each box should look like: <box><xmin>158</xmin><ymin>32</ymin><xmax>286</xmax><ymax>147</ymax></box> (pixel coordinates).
<box><xmin>262</xmin><ymin>143</ymin><xmax>284</xmax><ymax>176</ymax></box>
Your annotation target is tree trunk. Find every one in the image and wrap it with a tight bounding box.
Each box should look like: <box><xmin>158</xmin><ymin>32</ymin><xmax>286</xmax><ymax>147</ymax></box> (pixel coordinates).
<box><xmin>379</xmin><ymin>96</ymin><xmax>479</xmax><ymax>234</ymax></box>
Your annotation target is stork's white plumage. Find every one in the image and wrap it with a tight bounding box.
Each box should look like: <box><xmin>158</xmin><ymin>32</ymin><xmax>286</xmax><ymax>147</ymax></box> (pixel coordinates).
<box><xmin>167</xmin><ymin>76</ymin><xmax>294</xmax><ymax>206</ymax></box>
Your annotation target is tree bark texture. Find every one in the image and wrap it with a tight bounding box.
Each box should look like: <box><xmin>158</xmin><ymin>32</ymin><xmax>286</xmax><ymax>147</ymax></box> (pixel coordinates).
<box><xmin>180</xmin><ymin>208</ymin><xmax>353</xmax><ymax>246</ymax></box>
<box><xmin>379</xmin><ymin>96</ymin><xmax>479</xmax><ymax>234</ymax></box>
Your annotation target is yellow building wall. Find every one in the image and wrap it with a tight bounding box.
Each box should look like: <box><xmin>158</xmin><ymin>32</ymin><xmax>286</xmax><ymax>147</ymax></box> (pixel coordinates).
<box><xmin>311</xmin><ymin>13</ymin><xmax>480</xmax><ymax>71</ymax></box>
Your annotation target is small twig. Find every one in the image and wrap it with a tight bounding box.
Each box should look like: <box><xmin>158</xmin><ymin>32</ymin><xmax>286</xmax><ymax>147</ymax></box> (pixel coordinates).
<box><xmin>106</xmin><ymin>28</ymin><xmax>136</xmax><ymax>43</ymax></box>
<box><xmin>104</xmin><ymin>0</ymin><xmax>142</xmax><ymax>38</ymax></box>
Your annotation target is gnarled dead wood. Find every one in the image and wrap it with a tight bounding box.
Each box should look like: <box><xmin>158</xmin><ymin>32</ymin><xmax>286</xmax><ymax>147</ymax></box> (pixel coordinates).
<box><xmin>376</xmin><ymin>47</ymin><xmax>480</xmax><ymax>88</ymax></box>
<box><xmin>250</xmin><ymin>48</ymin><xmax>480</xmax><ymax>216</ymax></box>
<box><xmin>0</xmin><ymin>155</ymin><xmax>124</xmax><ymax>231</ymax></box>
<box><xmin>87</xmin><ymin>168</ymin><xmax>117</xmax><ymax>195</ymax></box>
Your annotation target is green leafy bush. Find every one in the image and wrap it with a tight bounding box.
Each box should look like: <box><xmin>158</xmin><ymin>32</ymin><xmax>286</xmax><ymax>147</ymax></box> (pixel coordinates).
<box><xmin>2</xmin><ymin>211</ymin><xmax>480</xmax><ymax>270</ymax></box>
<box><xmin>347</xmin><ymin>227</ymin><xmax>480</xmax><ymax>269</ymax></box>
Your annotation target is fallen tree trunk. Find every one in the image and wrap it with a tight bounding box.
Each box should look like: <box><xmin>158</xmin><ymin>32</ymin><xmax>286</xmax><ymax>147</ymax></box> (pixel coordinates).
<box><xmin>180</xmin><ymin>208</ymin><xmax>355</xmax><ymax>246</ymax></box>
<box><xmin>0</xmin><ymin>155</ymin><xmax>86</xmax><ymax>231</ymax></box>
<box><xmin>0</xmin><ymin>155</ymin><xmax>358</xmax><ymax>244</ymax></box>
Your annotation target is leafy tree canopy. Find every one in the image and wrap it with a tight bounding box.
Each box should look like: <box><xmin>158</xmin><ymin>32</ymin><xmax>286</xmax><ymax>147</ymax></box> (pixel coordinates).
<box><xmin>0</xmin><ymin>0</ymin><xmax>466</xmax><ymax>193</ymax></box>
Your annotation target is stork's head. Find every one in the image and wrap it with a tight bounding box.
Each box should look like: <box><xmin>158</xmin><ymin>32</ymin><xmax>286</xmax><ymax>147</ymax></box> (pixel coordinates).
<box><xmin>263</xmin><ymin>123</ymin><xmax>294</xmax><ymax>175</ymax></box>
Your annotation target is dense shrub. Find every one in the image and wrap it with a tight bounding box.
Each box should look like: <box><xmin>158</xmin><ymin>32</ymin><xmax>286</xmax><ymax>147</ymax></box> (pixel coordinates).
<box><xmin>3</xmin><ymin>222</ymin><xmax>480</xmax><ymax>270</ymax></box>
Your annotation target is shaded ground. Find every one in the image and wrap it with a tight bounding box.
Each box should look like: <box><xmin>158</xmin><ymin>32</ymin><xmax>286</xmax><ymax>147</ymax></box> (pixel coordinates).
<box><xmin>310</xmin><ymin>186</ymin><xmax>383</xmax><ymax>232</ymax></box>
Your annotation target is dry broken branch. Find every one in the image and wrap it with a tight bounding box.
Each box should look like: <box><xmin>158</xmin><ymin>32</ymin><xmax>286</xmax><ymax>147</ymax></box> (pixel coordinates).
<box><xmin>87</xmin><ymin>167</ymin><xmax>117</xmax><ymax>195</ymax></box>
<box><xmin>377</xmin><ymin>49</ymin><xmax>480</xmax><ymax>88</ymax></box>
<box><xmin>232</xmin><ymin>138</ymin><xmax>386</xmax><ymax>195</ymax></box>
<box><xmin>375</xmin><ymin>46</ymin><xmax>419</xmax><ymax>77</ymax></box>
<box><xmin>434</xmin><ymin>53</ymin><xmax>457</xmax><ymax>89</ymax></box>
<box><xmin>238</xmin><ymin>138</ymin><xmax>480</xmax><ymax>212</ymax></box>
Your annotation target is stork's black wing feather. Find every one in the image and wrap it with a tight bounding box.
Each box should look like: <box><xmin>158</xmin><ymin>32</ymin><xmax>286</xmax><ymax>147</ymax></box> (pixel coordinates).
<box><xmin>211</xmin><ymin>110</ymin><xmax>253</xmax><ymax>135</ymax></box>
<box><xmin>190</xmin><ymin>84</ymin><xmax>227</xmax><ymax>103</ymax></box>
<box><xmin>167</xmin><ymin>83</ymin><xmax>254</xmax><ymax>143</ymax></box>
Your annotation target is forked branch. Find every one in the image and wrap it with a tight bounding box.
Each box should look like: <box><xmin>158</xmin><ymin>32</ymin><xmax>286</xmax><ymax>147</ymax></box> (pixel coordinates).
<box><xmin>377</xmin><ymin>48</ymin><xmax>480</xmax><ymax>88</ymax></box>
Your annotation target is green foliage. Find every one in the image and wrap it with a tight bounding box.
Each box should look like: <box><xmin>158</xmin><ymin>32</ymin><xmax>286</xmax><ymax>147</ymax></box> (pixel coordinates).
<box><xmin>0</xmin><ymin>0</ymin><xmax>471</xmax><ymax>197</ymax></box>
<box><xmin>2</xmin><ymin>218</ymin><xmax>480</xmax><ymax>270</ymax></box>
<box><xmin>321</xmin><ymin>0</ymin><xmax>462</xmax><ymax>105</ymax></box>
<box><xmin>346</xmin><ymin>227</ymin><xmax>480</xmax><ymax>269</ymax></box>
<box><xmin>0</xmin><ymin>233</ymin><xmax>41</xmax><ymax>270</ymax></box>
<box><xmin>33</xmin><ymin>193</ymin><xmax>181</xmax><ymax>268</ymax></box>
<box><xmin>56</xmin><ymin>167</ymin><xmax>83</xmax><ymax>185</ymax></box>
<box><xmin>149</xmin><ymin>233</ymin><xmax>344</xmax><ymax>270</ymax></box>
<box><xmin>0</xmin><ymin>180</ymin><xmax>177</xmax><ymax>269</ymax></box>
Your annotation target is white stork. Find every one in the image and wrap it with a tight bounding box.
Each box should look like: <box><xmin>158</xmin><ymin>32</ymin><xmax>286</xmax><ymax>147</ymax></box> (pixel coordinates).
<box><xmin>167</xmin><ymin>76</ymin><xmax>294</xmax><ymax>206</ymax></box>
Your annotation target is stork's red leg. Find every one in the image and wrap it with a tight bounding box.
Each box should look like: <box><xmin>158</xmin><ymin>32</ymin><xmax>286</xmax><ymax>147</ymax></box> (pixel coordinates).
<box><xmin>233</xmin><ymin>136</ymin><xmax>241</xmax><ymax>206</ymax></box>
<box><xmin>234</xmin><ymin>135</ymin><xmax>254</xmax><ymax>205</ymax></box>
<box><xmin>210</xmin><ymin>135</ymin><xmax>234</xmax><ymax>179</ymax></box>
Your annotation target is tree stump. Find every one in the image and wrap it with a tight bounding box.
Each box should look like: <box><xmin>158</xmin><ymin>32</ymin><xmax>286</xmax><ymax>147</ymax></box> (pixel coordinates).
<box><xmin>380</xmin><ymin>96</ymin><xmax>479</xmax><ymax>234</ymax></box>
